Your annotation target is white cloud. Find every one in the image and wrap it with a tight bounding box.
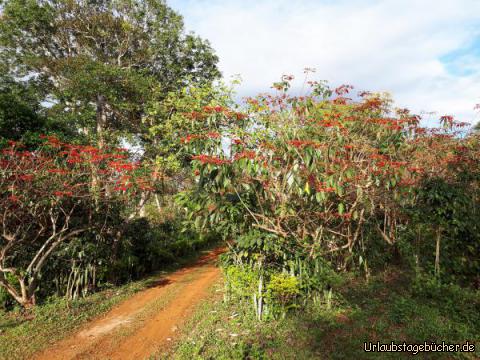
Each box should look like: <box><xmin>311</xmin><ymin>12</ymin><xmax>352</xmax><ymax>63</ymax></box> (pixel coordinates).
<box><xmin>170</xmin><ymin>0</ymin><xmax>480</xmax><ymax>125</ymax></box>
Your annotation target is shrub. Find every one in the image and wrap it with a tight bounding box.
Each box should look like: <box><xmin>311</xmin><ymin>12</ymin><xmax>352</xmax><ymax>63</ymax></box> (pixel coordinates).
<box><xmin>265</xmin><ymin>273</ymin><xmax>300</xmax><ymax>317</ymax></box>
<box><xmin>224</xmin><ymin>265</ymin><xmax>260</xmax><ymax>300</ymax></box>
<box><xmin>0</xmin><ymin>137</ymin><xmax>151</xmax><ymax>307</ymax></box>
<box><xmin>180</xmin><ymin>76</ymin><xmax>479</xmax><ymax>317</ymax></box>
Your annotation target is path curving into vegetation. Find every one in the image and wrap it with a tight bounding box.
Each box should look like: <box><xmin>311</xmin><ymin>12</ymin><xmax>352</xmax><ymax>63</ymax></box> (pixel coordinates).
<box><xmin>33</xmin><ymin>247</ymin><xmax>224</xmax><ymax>360</ymax></box>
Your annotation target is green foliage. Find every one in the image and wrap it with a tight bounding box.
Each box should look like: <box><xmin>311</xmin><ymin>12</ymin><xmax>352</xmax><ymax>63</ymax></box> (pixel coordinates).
<box><xmin>180</xmin><ymin>76</ymin><xmax>480</xmax><ymax>314</ymax></box>
<box><xmin>265</xmin><ymin>273</ymin><xmax>300</xmax><ymax>313</ymax></box>
<box><xmin>416</xmin><ymin>177</ymin><xmax>472</xmax><ymax>228</ymax></box>
<box><xmin>400</xmin><ymin>176</ymin><xmax>480</xmax><ymax>285</ymax></box>
<box><xmin>389</xmin><ymin>297</ymin><xmax>417</xmax><ymax>324</ymax></box>
<box><xmin>220</xmin><ymin>227</ymin><xmax>345</xmax><ymax>318</ymax></box>
<box><xmin>0</xmin><ymin>274</ymin><xmax>16</xmax><ymax>310</ymax></box>
<box><xmin>145</xmin><ymin>82</ymin><xmax>235</xmax><ymax>176</ymax></box>
<box><xmin>0</xmin><ymin>0</ymin><xmax>220</xmax><ymax>146</ymax></box>
<box><xmin>224</xmin><ymin>265</ymin><xmax>260</xmax><ymax>299</ymax></box>
<box><xmin>180</xmin><ymin>82</ymin><xmax>420</xmax><ymax>285</ymax></box>
<box><xmin>412</xmin><ymin>274</ymin><xmax>480</xmax><ymax>327</ymax></box>
<box><xmin>0</xmin><ymin>68</ymin><xmax>73</xmax><ymax>146</ymax></box>
<box><xmin>0</xmin><ymin>0</ymin><xmax>224</xmax><ymax>309</ymax></box>
<box><xmin>43</xmin><ymin>217</ymin><xmax>218</xmax><ymax>299</ymax></box>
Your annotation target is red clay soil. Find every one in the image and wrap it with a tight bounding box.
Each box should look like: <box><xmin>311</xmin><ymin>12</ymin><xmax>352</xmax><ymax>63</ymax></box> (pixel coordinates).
<box><xmin>33</xmin><ymin>247</ymin><xmax>225</xmax><ymax>360</ymax></box>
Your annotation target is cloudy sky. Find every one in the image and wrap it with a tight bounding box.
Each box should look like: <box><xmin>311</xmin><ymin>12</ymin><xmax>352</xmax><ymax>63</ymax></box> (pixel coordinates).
<box><xmin>169</xmin><ymin>0</ymin><xmax>480</xmax><ymax>126</ymax></box>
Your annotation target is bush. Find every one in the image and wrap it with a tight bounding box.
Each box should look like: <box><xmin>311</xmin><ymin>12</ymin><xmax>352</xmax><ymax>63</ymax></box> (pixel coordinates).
<box><xmin>412</xmin><ymin>275</ymin><xmax>480</xmax><ymax>315</ymax></box>
<box><xmin>224</xmin><ymin>265</ymin><xmax>260</xmax><ymax>300</ymax></box>
<box><xmin>180</xmin><ymin>76</ymin><xmax>480</xmax><ymax>322</ymax></box>
<box><xmin>265</xmin><ymin>273</ymin><xmax>300</xmax><ymax>316</ymax></box>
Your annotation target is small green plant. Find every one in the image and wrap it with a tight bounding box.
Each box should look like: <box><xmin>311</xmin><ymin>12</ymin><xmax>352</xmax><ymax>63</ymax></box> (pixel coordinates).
<box><xmin>265</xmin><ymin>273</ymin><xmax>300</xmax><ymax>318</ymax></box>
<box><xmin>224</xmin><ymin>265</ymin><xmax>260</xmax><ymax>300</ymax></box>
<box><xmin>389</xmin><ymin>297</ymin><xmax>416</xmax><ymax>324</ymax></box>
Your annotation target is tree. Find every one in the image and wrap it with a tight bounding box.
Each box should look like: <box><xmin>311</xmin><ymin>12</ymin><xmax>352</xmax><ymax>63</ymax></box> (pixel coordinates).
<box><xmin>179</xmin><ymin>77</ymin><xmax>480</xmax><ymax>309</ymax></box>
<box><xmin>180</xmin><ymin>81</ymin><xmax>419</xmax><ymax>266</ymax></box>
<box><xmin>0</xmin><ymin>64</ymin><xmax>74</xmax><ymax>145</ymax></box>
<box><xmin>0</xmin><ymin>136</ymin><xmax>150</xmax><ymax>307</ymax></box>
<box><xmin>0</xmin><ymin>0</ymin><xmax>220</xmax><ymax>148</ymax></box>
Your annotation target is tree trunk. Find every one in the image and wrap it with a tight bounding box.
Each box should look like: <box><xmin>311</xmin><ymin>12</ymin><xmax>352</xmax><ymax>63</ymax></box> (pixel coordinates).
<box><xmin>0</xmin><ymin>276</ymin><xmax>36</xmax><ymax>309</ymax></box>
<box><xmin>155</xmin><ymin>194</ymin><xmax>162</xmax><ymax>213</ymax></box>
<box><xmin>96</xmin><ymin>94</ymin><xmax>107</xmax><ymax>149</ymax></box>
<box><xmin>19</xmin><ymin>291</ymin><xmax>35</xmax><ymax>309</ymax></box>
<box><xmin>0</xmin><ymin>229</ymin><xmax>87</xmax><ymax>308</ymax></box>
<box><xmin>139</xmin><ymin>191</ymin><xmax>148</xmax><ymax>217</ymax></box>
<box><xmin>12</xmin><ymin>295</ymin><xmax>36</xmax><ymax>309</ymax></box>
<box><xmin>256</xmin><ymin>258</ymin><xmax>264</xmax><ymax>321</ymax></box>
<box><xmin>93</xmin><ymin>94</ymin><xmax>108</xmax><ymax>202</ymax></box>
<box><xmin>435</xmin><ymin>227</ymin><xmax>441</xmax><ymax>278</ymax></box>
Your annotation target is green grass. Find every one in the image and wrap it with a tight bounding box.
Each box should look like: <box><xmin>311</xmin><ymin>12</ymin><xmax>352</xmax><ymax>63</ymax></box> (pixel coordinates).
<box><xmin>0</xmin><ymin>278</ymin><xmax>148</xmax><ymax>360</ymax></box>
<box><xmin>164</xmin><ymin>267</ymin><xmax>480</xmax><ymax>360</ymax></box>
<box><xmin>0</xmin><ymin>244</ymin><xmax>220</xmax><ymax>360</ymax></box>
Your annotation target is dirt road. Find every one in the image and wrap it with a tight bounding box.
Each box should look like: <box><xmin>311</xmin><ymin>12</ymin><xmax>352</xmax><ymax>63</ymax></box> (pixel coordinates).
<box><xmin>34</xmin><ymin>247</ymin><xmax>224</xmax><ymax>360</ymax></box>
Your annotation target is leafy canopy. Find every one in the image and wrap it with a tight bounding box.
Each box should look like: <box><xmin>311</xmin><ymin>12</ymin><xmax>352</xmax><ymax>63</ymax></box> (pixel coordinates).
<box><xmin>0</xmin><ymin>0</ymin><xmax>220</xmax><ymax>139</ymax></box>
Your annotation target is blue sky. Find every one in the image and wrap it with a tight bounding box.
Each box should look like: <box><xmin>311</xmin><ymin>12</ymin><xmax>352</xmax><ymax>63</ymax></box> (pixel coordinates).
<box><xmin>169</xmin><ymin>0</ymin><xmax>480</xmax><ymax>126</ymax></box>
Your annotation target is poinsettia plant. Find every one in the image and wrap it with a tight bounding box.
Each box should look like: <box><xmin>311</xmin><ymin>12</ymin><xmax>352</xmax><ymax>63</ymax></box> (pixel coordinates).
<box><xmin>179</xmin><ymin>76</ymin><xmax>478</xmax><ymax>272</ymax></box>
<box><xmin>0</xmin><ymin>136</ymin><xmax>152</xmax><ymax>307</ymax></box>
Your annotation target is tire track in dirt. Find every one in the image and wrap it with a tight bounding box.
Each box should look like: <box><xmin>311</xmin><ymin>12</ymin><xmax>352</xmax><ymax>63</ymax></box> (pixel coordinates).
<box><xmin>33</xmin><ymin>247</ymin><xmax>224</xmax><ymax>360</ymax></box>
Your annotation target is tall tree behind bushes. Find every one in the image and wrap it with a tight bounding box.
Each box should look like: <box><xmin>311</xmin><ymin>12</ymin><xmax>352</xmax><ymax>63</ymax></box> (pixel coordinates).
<box><xmin>0</xmin><ymin>0</ymin><xmax>220</xmax><ymax>148</ymax></box>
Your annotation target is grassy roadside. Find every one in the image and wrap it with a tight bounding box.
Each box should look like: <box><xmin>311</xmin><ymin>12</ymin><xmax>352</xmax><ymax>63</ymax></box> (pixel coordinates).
<box><xmin>163</xmin><ymin>267</ymin><xmax>480</xmax><ymax>360</ymax></box>
<box><xmin>0</xmin><ymin>244</ymin><xmax>220</xmax><ymax>360</ymax></box>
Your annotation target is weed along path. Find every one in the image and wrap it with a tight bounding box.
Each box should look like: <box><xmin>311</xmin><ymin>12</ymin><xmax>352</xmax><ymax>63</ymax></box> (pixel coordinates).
<box><xmin>33</xmin><ymin>247</ymin><xmax>224</xmax><ymax>360</ymax></box>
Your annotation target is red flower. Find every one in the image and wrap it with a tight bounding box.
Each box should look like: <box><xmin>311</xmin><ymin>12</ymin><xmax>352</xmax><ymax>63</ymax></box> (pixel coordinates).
<box><xmin>19</xmin><ymin>174</ymin><xmax>34</xmax><ymax>181</ymax></box>
<box><xmin>324</xmin><ymin>187</ymin><xmax>336</xmax><ymax>193</ymax></box>
<box><xmin>1</xmin><ymin>149</ymin><xmax>14</xmax><ymax>155</ymax></box>
<box><xmin>390</xmin><ymin>161</ymin><xmax>407</xmax><ymax>168</ymax></box>
<box><xmin>0</xmin><ymin>159</ymin><xmax>9</xmax><ymax>169</ymax></box>
<box><xmin>7</xmin><ymin>194</ymin><xmax>19</xmax><ymax>203</ymax></box>
<box><xmin>67</xmin><ymin>157</ymin><xmax>82</xmax><ymax>164</ymax></box>
<box><xmin>407</xmin><ymin>167</ymin><xmax>424</xmax><ymax>173</ymax></box>
<box><xmin>181</xmin><ymin>134</ymin><xmax>203</xmax><ymax>144</ymax></box>
<box><xmin>108</xmin><ymin>161</ymin><xmax>136</xmax><ymax>171</ymax></box>
<box><xmin>54</xmin><ymin>191</ymin><xmax>73</xmax><ymax>197</ymax></box>
<box><xmin>191</xmin><ymin>155</ymin><xmax>230</xmax><ymax>165</ymax></box>
<box><xmin>399</xmin><ymin>179</ymin><xmax>416</xmax><ymax>187</ymax></box>
<box><xmin>288</xmin><ymin>140</ymin><xmax>318</xmax><ymax>149</ymax></box>
<box><xmin>207</xmin><ymin>132</ymin><xmax>221</xmax><ymax>139</ymax></box>
<box><xmin>48</xmin><ymin>169</ymin><xmax>69</xmax><ymax>174</ymax></box>
<box><xmin>334</xmin><ymin>84</ymin><xmax>354</xmax><ymax>96</ymax></box>
<box><xmin>234</xmin><ymin>112</ymin><xmax>247</xmax><ymax>120</ymax></box>
<box><xmin>440</xmin><ymin>115</ymin><xmax>454</xmax><ymax>126</ymax></box>
<box><xmin>83</xmin><ymin>146</ymin><xmax>99</xmax><ymax>154</ymax></box>
<box><xmin>18</xmin><ymin>151</ymin><xmax>33</xmax><ymax>157</ymax></box>
<box><xmin>234</xmin><ymin>151</ymin><xmax>256</xmax><ymax>161</ymax></box>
